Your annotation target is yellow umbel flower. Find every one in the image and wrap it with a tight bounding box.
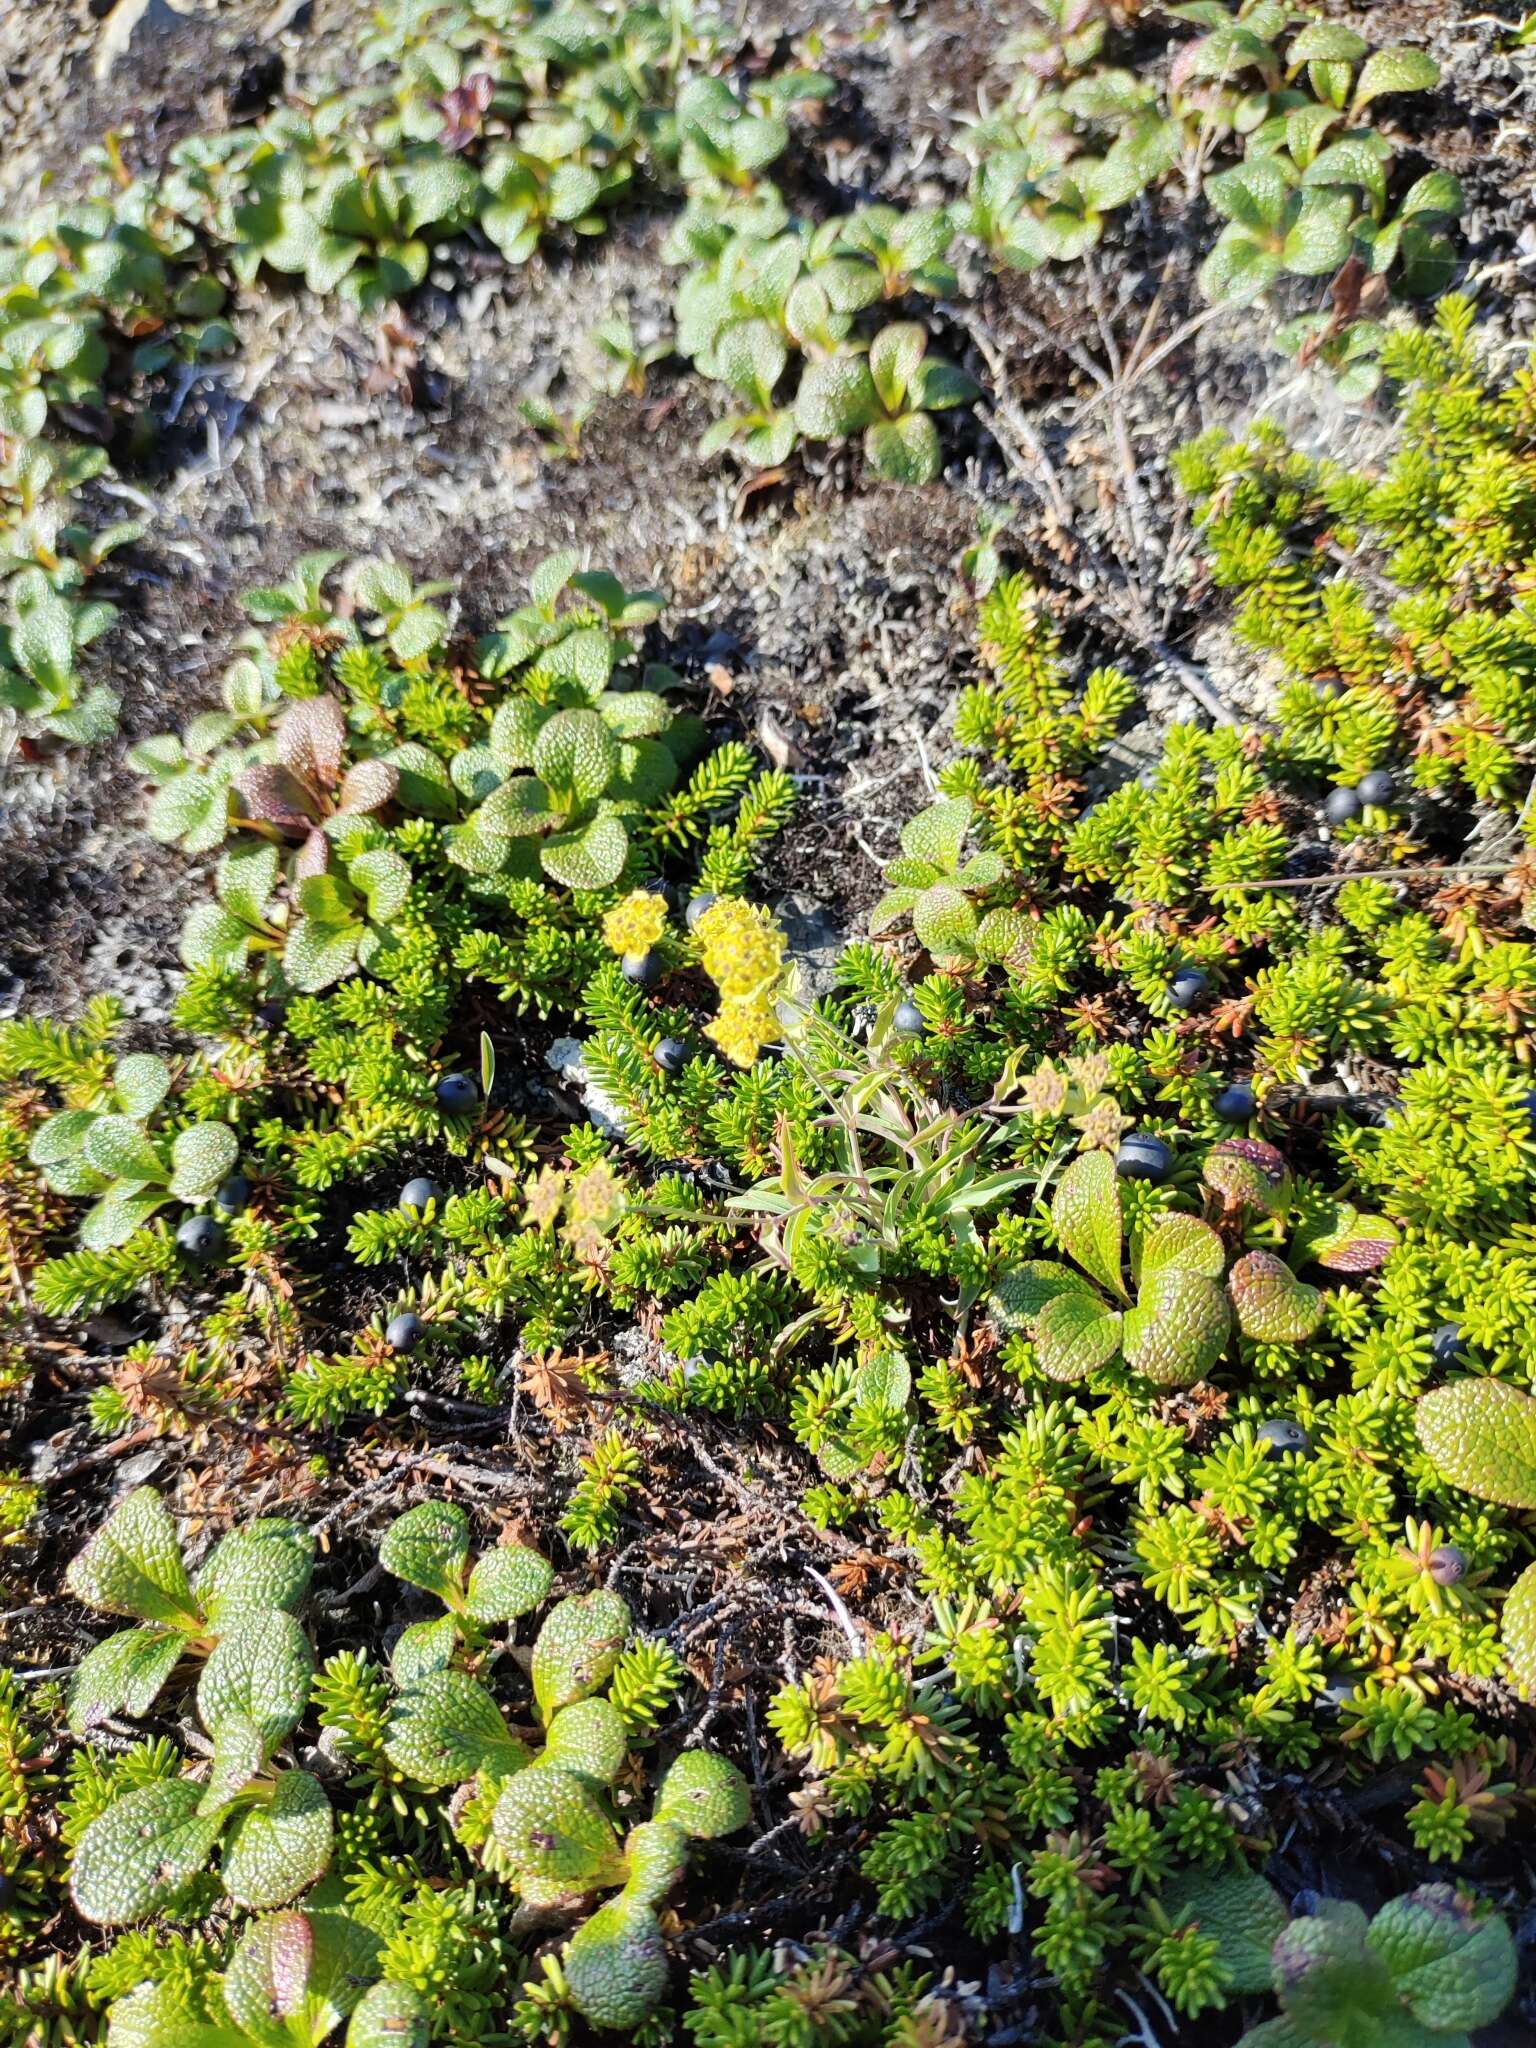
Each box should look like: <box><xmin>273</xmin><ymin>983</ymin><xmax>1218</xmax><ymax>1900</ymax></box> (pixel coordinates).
<box><xmin>602</xmin><ymin>888</ymin><xmax>669</xmax><ymax>957</ymax></box>
<box><xmin>695</xmin><ymin>898</ymin><xmax>787</xmax><ymax>1065</ymax></box>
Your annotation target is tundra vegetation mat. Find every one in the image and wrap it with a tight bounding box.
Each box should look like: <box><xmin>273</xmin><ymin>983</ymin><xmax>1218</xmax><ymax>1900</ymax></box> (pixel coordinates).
<box><xmin>4</xmin><ymin>0</ymin><xmax>1536</xmax><ymax>2043</ymax></box>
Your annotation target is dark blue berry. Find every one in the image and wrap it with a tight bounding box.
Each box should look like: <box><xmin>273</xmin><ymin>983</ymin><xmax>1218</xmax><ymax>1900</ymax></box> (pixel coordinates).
<box><xmin>1430</xmin><ymin>1322</ymin><xmax>1465</xmax><ymax>1367</ymax></box>
<box><xmin>622</xmin><ymin>952</ymin><xmax>661</xmax><ymax>989</ymax></box>
<box><xmin>1324</xmin><ymin>785</ymin><xmax>1362</xmax><ymax>827</ymax></box>
<box><xmin>1428</xmin><ymin>1545</ymin><xmax>1467</xmax><ymax>1586</ymax></box>
<box><xmin>685</xmin><ymin>893</ymin><xmax>717</xmax><ymax>930</ymax></box>
<box><xmin>1316</xmin><ymin>1681</ymin><xmax>1357</xmax><ymax>1715</ymax></box>
<box><xmin>654</xmin><ymin>1038</ymin><xmax>689</xmax><ymax>1075</ymax></box>
<box><xmin>1257</xmin><ymin>1417</ymin><xmax>1310</xmax><ymax>1455</ymax></box>
<box><xmin>214</xmin><ymin>1174</ymin><xmax>251</xmax><ymax>1215</ymax></box>
<box><xmin>386</xmin><ymin>1312</ymin><xmax>423</xmax><ymax>1353</ymax></box>
<box><xmin>1214</xmin><ymin>1082</ymin><xmax>1255</xmax><ymax>1122</ymax></box>
<box><xmin>893</xmin><ymin>1001</ymin><xmax>926</xmax><ymax>1038</ymax></box>
<box><xmin>253</xmin><ymin>1000</ymin><xmax>286</xmax><ymax>1031</ymax></box>
<box><xmin>1357</xmin><ymin>769</ymin><xmax>1395</xmax><ymax>807</ymax></box>
<box><xmin>1523</xmin><ymin>1090</ymin><xmax>1536</xmax><ymax>1130</ymax></box>
<box><xmin>1115</xmin><ymin>1134</ymin><xmax>1173</xmax><ymax>1184</ymax></box>
<box><xmin>176</xmin><ymin>1215</ymin><xmax>224</xmax><ymax>1262</ymax></box>
<box><xmin>436</xmin><ymin>1073</ymin><xmax>479</xmax><ymax>1114</ymax></box>
<box><xmin>1169</xmin><ymin>968</ymin><xmax>1209</xmax><ymax>1011</ymax></box>
<box><xmin>1315</xmin><ymin>679</ymin><xmax>1343</xmax><ymax>703</ymax></box>
<box><xmin>400</xmin><ymin>1177</ymin><xmax>439</xmax><ymax>1213</ymax></box>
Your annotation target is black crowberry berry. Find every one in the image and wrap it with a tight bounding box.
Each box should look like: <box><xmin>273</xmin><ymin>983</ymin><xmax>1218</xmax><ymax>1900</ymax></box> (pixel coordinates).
<box><xmin>435</xmin><ymin>1073</ymin><xmax>479</xmax><ymax>1114</ymax></box>
<box><xmin>215</xmin><ymin>1174</ymin><xmax>251</xmax><ymax>1214</ymax></box>
<box><xmin>1357</xmin><ymin>770</ymin><xmax>1395</xmax><ymax>807</ymax></box>
<box><xmin>1257</xmin><ymin>1417</ymin><xmax>1311</xmax><ymax>1455</ymax></box>
<box><xmin>1214</xmin><ymin>1082</ymin><xmax>1255</xmax><ymax>1122</ymax></box>
<box><xmin>386</xmin><ymin>1312</ymin><xmax>423</xmax><ymax>1353</ymax></box>
<box><xmin>654</xmin><ymin>1038</ymin><xmax>688</xmax><ymax>1074</ymax></box>
<box><xmin>685</xmin><ymin>893</ymin><xmax>717</xmax><ymax>930</ymax></box>
<box><xmin>893</xmin><ymin>1001</ymin><xmax>926</xmax><ymax>1038</ymax></box>
<box><xmin>1430</xmin><ymin>1322</ymin><xmax>1465</xmax><ymax>1367</ymax></box>
<box><xmin>622</xmin><ymin>952</ymin><xmax>661</xmax><ymax>989</ymax></box>
<box><xmin>400</xmin><ymin>1177</ymin><xmax>439</xmax><ymax>1213</ymax></box>
<box><xmin>1428</xmin><ymin>1545</ymin><xmax>1468</xmax><ymax>1586</ymax></box>
<box><xmin>1324</xmin><ymin>785</ymin><xmax>1362</xmax><ymax>827</ymax></box>
<box><xmin>1169</xmin><ymin>968</ymin><xmax>1209</xmax><ymax>1011</ymax></box>
<box><xmin>176</xmin><ymin>1215</ymin><xmax>224</xmax><ymax>1262</ymax></box>
<box><xmin>1115</xmin><ymin>1134</ymin><xmax>1172</xmax><ymax>1184</ymax></box>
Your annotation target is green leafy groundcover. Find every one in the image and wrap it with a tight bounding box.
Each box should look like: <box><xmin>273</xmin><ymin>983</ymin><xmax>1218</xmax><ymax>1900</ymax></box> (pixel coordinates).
<box><xmin>2</xmin><ymin>295</ymin><xmax>1535</xmax><ymax>2043</ymax></box>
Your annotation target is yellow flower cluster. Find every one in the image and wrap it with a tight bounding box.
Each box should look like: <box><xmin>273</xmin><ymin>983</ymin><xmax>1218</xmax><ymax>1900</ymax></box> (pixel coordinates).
<box><xmin>695</xmin><ymin>897</ymin><xmax>786</xmax><ymax>1066</ymax></box>
<box><xmin>601</xmin><ymin>888</ymin><xmax>669</xmax><ymax>956</ymax></box>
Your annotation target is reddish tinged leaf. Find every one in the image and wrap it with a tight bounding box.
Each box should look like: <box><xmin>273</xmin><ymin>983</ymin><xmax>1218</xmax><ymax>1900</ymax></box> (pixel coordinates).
<box><xmin>276</xmin><ymin>695</ymin><xmax>347</xmax><ymax>789</ymax></box>
<box><xmin>441</xmin><ymin>70</ymin><xmax>494</xmax><ymax>150</ymax></box>
<box><xmin>1312</xmin><ymin>1211</ymin><xmax>1398</xmax><ymax>1273</ymax></box>
<box><xmin>294</xmin><ymin>828</ymin><xmax>331</xmax><ymax>881</ymax></box>
<box><xmin>266</xmin><ymin>1910</ymin><xmax>315</xmax><ymax>2016</ymax></box>
<box><xmin>234</xmin><ymin>762</ymin><xmax>318</xmax><ymax>831</ymax></box>
<box><xmin>337</xmin><ymin>757</ymin><xmax>399</xmax><ymax>816</ymax></box>
<box><xmin>1202</xmin><ymin>1137</ymin><xmax>1292</xmax><ymax>1217</ymax></box>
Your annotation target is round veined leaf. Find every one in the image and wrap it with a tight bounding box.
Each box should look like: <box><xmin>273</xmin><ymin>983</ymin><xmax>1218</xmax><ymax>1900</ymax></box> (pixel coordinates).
<box><xmin>1137</xmin><ymin>1213</ymin><xmax>1225</xmax><ymax>1284</ymax></box>
<box><xmin>112</xmin><ymin>1054</ymin><xmax>172</xmax><ymax>1119</ymax></box>
<box><xmin>194</xmin><ymin>1519</ymin><xmax>316</xmax><ymax>1626</ymax></box>
<box><xmin>989</xmin><ymin>1260</ymin><xmax>1097</xmax><ymax>1333</ymax></box>
<box><xmin>83</xmin><ymin>1115</ymin><xmax>167</xmax><ymax>1186</ymax></box>
<box><xmin>384</xmin><ymin>1669</ymin><xmax>529</xmax><ymax>1787</ymax></box>
<box><xmin>168</xmin><ymin>1122</ymin><xmax>239</xmax><ymax>1201</ymax></box>
<box><xmin>1415</xmin><ymin>1379</ymin><xmax>1536</xmax><ymax>1510</ymax></box>
<box><xmin>1050</xmin><ymin>1150</ymin><xmax>1125</xmax><ymax>1299</ymax></box>
<box><xmin>346</xmin><ymin>1983</ymin><xmax>429</xmax><ymax>2048</ymax></box>
<box><xmin>1502</xmin><ymin>1561</ymin><xmax>1536</xmax><ymax>1695</ymax></box>
<box><xmin>66</xmin><ymin>1486</ymin><xmax>199</xmax><ymax>1628</ymax></box>
<box><xmin>489</xmin><ymin>1764</ymin><xmax>626</xmax><ymax>1903</ymax></box>
<box><xmin>226</xmin><ymin>1906</ymin><xmax>381</xmax><ymax>2048</ymax></box>
<box><xmin>533</xmin><ymin>709</ymin><xmax>619</xmax><ymax>804</ymax></box>
<box><xmin>540</xmin><ymin>813</ymin><xmax>629</xmax><ymax>890</ymax></box>
<box><xmin>1228</xmin><ymin>1251</ymin><xmax>1324</xmax><ymax>1344</ymax></box>
<box><xmin>197</xmin><ymin>1608</ymin><xmax>315</xmax><ymax>1743</ymax></box>
<box><xmin>654</xmin><ymin>1748</ymin><xmax>751</xmax><ymax>1839</ymax></box>
<box><xmin>379</xmin><ymin>1500</ymin><xmax>471</xmax><ymax>1603</ymax></box>
<box><xmin>389</xmin><ymin>1614</ymin><xmax>461</xmax><ymax>1686</ymax></box>
<box><xmin>533</xmin><ymin>1590</ymin><xmax>631</xmax><ymax>1721</ymax></box>
<box><xmin>1160</xmin><ymin>1865</ymin><xmax>1289</xmax><ymax>1995</ymax></box>
<box><xmin>1366</xmin><ymin>1884</ymin><xmax>1517</xmax><ymax>2033</ymax></box>
<box><xmin>1035</xmin><ymin>1289</ymin><xmax>1123</xmax><ymax>1382</ymax></box>
<box><xmin>221</xmin><ymin>1770</ymin><xmax>334</xmax><ymax>1910</ymax></box>
<box><xmin>68</xmin><ymin>1625</ymin><xmax>184</xmax><ymax>1736</ymax></box>
<box><xmin>563</xmin><ymin>1896</ymin><xmax>668</xmax><ymax>2031</ymax></box>
<box><xmin>540</xmin><ymin>1698</ymin><xmax>629</xmax><ymax>1787</ymax></box>
<box><xmin>71</xmin><ymin>1778</ymin><xmax>223</xmax><ymax>1925</ymax></box>
<box><xmin>1123</xmin><ymin>1268</ymin><xmax>1231</xmax><ymax>1386</ymax></box>
<box><xmin>465</xmin><ymin>1544</ymin><xmax>554</xmax><ymax>1623</ymax></box>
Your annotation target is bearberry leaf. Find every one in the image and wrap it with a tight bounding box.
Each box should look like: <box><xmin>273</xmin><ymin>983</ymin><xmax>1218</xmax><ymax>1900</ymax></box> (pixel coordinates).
<box><xmin>866</xmin><ymin>412</ymin><xmax>942</xmax><ymax>486</ymax></box>
<box><xmin>1416</xmin><ymin>1379</ymin><xmax>1536</xmax><ymax>1509</ymax></box>
<box><xmin>197</xmin><ymin>1609</ymin><xmax>315</xmax><ymax>1743</ymax></box>
<box><xmin>911</xmin><ymin>882</ymin><xmax>977</xmax><ymax>960</ymax></box>
<box><xmin>465</xmin><ymin>1545</ymin><xmax>554</xmax><ymax>1623</ymax></box>
<box><xmin>379</xmin><ymin>1501</ymin><xmax>470</xmax><ymax>1605</ymax></box>
<box><xmin>533</xmin><ymin>709</ymin><xmax>619</xmax><ymax>804</ymax></box>
<box><xmin>1051</xmin><ymin>1149</ymin><xmax>1125</xmax><ymax>1299</ymax></box>
<box><xmin>389</xmin><ymin>1615</ymin><xmax>461</xmax><ymax>1686</ymax></box>
<box><xmin>67</xmin><ymin>1625</ymin><xmax>184</xmax><ymax>1735</ymax></box>
<box><xmin>384</xmin><ymin>1670</ymin><xmax>531</xmax><ymax>1786</ymax></box>
<box><xmin>899</xmin><ymin>797</ymin><xmax>971</xmax><ymax>870</ymax></box>
<box><xmin>221</xmin><ymin>1771</ymin><xmax>333</xmax><ymax>1911</ymax></box>
<box><xmin>66</xmin><ymin>1487</ymin><xmax>200</xmax><ymax>1628</ymax></box>
<box><xmin>71</xmin><ymin>1778</ymin><xmax>223</xmax><ymax>1925</ymax></box>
